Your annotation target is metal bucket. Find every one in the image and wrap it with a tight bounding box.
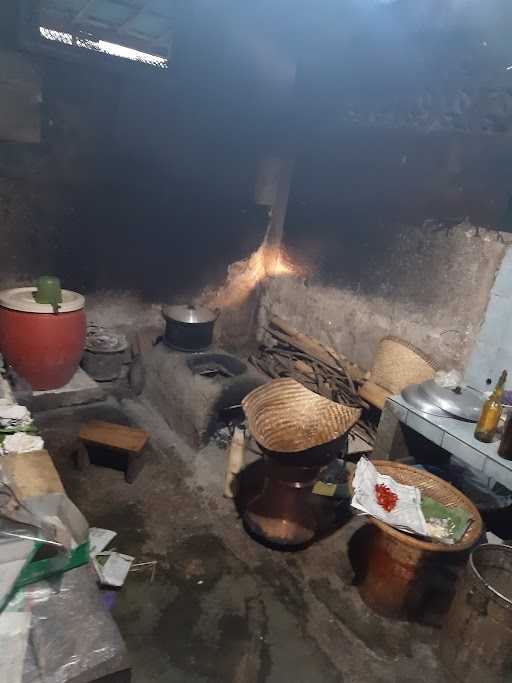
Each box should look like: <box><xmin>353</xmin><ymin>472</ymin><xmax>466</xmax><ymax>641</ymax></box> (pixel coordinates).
<box><xmin>440</xmin><ymin>544</ymin><xmax>512</xmax><ymax>682</ymax></box>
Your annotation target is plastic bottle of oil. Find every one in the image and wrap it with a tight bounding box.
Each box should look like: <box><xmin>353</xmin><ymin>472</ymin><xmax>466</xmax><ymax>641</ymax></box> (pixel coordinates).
<box><xmin>475</xmin><ymin>370</ymin><xmax>507</xmax><ymax>443</ymax></box>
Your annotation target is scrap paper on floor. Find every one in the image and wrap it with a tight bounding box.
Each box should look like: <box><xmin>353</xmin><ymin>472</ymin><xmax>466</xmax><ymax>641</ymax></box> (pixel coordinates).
<box><xmin>94</xmin><ymin>552</ymin><xmax>134</xmax><ymax>588</ymax></box>
<box><xmin>89</xmin><ymin>527</ymin><xmax>117</xmax><ymax>557</ymax></box>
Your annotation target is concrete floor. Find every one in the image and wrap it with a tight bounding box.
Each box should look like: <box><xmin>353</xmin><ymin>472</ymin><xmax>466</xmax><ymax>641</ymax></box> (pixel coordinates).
<box><xmin>35</xmin><ymin>395</ymin><xmax>449</xmax><ymax>683</ymax></box>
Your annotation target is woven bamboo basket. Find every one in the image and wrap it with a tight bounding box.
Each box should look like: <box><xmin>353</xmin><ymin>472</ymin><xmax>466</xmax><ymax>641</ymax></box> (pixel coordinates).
<box><xmin>242</xmin><ymin>378</ymin><xmax>361</xmax><ymax>453</ymax></box>
<box><xmin>369</xmin><ymin>336</ymin><xmax>438</xmax><ymax>395</ymax></box>
<box><xmin>349</xmin><ymin>460</ymin><xmax>482</xmax><ymax>552</ymax></box>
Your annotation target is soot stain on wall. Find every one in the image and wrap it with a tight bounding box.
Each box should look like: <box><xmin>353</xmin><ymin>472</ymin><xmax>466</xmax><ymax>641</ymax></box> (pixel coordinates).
<box><xmin>283</xmin><ymin>125</ymin><xmax>512</xmax><ymax>305</ymax></box>
<box><xmin>0</xmin><ymin>47</ymin><xmax>270</xmax><ymax>299</ymax></box>
<box><xmin>3</xmin><ymin>0</ymin><xmax>512</xmax><ymax>313</ymax></box>
<box><xmin>281</xmin><ymin>0</ymin><xmax>512</xmax><ymax>303</ymax></box>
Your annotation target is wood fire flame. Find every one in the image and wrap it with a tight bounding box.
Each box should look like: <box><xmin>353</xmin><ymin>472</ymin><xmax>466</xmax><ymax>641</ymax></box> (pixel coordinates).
<box><xmin>203</xmin><ymin>241</ymin><xmax>302</xmax><ymax>309</ymax></box>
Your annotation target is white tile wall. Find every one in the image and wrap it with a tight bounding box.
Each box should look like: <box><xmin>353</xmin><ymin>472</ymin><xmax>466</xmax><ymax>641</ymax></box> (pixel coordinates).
<box><xmin>493</xmin><ymin>248</ymin><xmax>512</xmax><ymax>297</ymax></box>
<box><xmin>465</xmin><ymin>246</ymin><xmax>512</xmax><ymax>391</ymax></box>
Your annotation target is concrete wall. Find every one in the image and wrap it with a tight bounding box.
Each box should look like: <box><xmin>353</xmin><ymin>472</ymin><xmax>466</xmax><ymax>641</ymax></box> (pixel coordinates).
<box><xmin>259</xmin><ymin>224</ymin><xmax>507</xmax><ymax>372</ymax></box>
<box><xmin>0</xmin><ymin>0</ymin><xmax>282</xmax><ymax>304</ymax></box>
<box><xmin>254</xmin><ymin>0</ymin><xmax>512</xmax><ymax>372</ymax></box>
<box><xmin>3</xmin><ymin>1</ymin><xmax>512</xmax><ymax>363</ymax></box>
<box><xmin>0</xmin><ymin>52</ymin><xmax>268</xmax><ymax>302</ymax></box>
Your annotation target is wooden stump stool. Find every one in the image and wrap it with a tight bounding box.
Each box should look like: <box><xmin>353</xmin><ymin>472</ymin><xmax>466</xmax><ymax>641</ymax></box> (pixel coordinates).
<box><xmin>76</xmin><ymin>420</ymin><xmax>149</xmax><ymax>483</ymax></box>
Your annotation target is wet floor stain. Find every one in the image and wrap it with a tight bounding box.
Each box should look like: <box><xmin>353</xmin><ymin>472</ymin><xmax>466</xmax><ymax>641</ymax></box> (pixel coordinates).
<box><xmin>35</xmin><ymin>401</ymin><xmax>443</xmax><ymax>683</ymax></box>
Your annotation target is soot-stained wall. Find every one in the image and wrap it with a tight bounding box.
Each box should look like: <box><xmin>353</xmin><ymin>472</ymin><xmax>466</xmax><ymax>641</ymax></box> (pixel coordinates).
<box><xmin>0</xmin><ymin>1</ymin><xmax>278</xmax><ymax>302</ymax></box>
<box><xmin>3</xmin><ymin>0</ymin><xmax>512</xmax><ymax>365</ymax></box>
<box><xmin>0</xmin><ymin>55</ymin><xmax>268</xmax><ymax>301</ymax></box>
<box><xmin>259</xmin><ymin>0</ymin><xmax>512</xmax><ymax>371</ymax></box>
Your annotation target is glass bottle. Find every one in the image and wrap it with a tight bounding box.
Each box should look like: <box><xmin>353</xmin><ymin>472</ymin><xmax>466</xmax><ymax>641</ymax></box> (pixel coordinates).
<box><xmin>475</xmin><ymin>370</ymin><xmax>507</xmax><ymax>443</ymax></box>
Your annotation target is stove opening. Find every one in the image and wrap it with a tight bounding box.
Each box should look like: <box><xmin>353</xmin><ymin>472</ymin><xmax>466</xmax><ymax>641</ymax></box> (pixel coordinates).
<box><xmin>187</xmin><ymin>353</ymin><xmax>247</xmax><ymax>379</ymax></box>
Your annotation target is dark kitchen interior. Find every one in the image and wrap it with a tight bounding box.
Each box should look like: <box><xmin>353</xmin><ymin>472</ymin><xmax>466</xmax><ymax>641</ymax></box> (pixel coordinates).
<box><xmin>2</xmin><ymin>1</ymin><xmax>512</xmax><ymax>682</ymax></box>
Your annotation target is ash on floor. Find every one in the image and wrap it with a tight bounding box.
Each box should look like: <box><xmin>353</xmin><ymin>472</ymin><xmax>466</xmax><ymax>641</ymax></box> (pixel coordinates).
<box><xmin>34</xmin><ymin>396</ymin><xmax>448</xmax><ymax>683</ymax></box>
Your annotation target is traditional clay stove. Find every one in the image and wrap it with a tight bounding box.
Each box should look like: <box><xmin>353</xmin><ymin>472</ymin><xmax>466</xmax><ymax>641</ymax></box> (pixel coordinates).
<box><xmin>242</xmin><ymin>378</ymin><xmax>360</xmax><ymax>547</ymax></box>
<box><xmin>187</xmin><ymin>352</ymin><xmax>247</xmax><ymax>379</ymax></box>
<box><xmin>142</xmin><ymin>343</ymin><xmax>266</xmax><ymax>448</ymax></box>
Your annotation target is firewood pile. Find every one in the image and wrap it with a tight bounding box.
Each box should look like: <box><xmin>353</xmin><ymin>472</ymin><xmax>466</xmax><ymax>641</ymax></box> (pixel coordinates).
<box><xmin>249</xmin><ymin>316</ymin><xmax>377</xmax><ymax>444</ymax></box>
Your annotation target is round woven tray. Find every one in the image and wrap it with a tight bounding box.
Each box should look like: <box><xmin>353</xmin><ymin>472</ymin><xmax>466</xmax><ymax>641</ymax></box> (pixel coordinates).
<box><xmin>349</xmin><ymin>460</ymin><xmax>482</xmax><ymax>553</ymax></box>
<box><xmin>242</xmin><ymin>377</ymin><xmax>361</xmax><ymax>453</ymax></box>
<box><xmin>369</xmin><ymin>336</ymin><xmax>438</xmax><ymax>395</ymax></box>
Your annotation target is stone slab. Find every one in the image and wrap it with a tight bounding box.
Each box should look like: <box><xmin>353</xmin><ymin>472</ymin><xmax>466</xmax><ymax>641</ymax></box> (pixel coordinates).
<box><xmin>31</xmin><ymin>368</ymin><xmax>105</xmax><ymax>412</ymax></box>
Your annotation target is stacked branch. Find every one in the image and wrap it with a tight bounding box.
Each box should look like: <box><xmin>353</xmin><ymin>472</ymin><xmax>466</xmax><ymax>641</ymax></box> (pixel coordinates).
<box><xmin>249</xmin><ymin>316</ymin><xmax>376</xmax><ymax>444</ymax></box>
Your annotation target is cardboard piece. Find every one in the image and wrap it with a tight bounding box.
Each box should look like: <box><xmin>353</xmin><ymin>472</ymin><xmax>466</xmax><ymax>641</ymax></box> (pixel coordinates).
<box><xmin>0</xmin><ymin>450</ymin><xmax>64</xmax><ymax>499</ymax></box>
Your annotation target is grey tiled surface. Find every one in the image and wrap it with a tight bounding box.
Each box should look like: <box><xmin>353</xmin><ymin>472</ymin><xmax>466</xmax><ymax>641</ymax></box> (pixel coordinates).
<box><xmin>387</xmin><ymin>399</ymin><xmax>408</xmax><ymax>422</ymax></box>
<box><xmin>442</xmin><ymin>433</ymin><xmax>485</xmax><ymax>471</ymax></box>
<box><xmin>405</xmin><ymin>410</ymin><xmax>445</xmax><ymax>446</ymax></box>
<box><xmin>388</xmin><ymin>394</ymin><xmax>512</xmax><ymax>489</ymax></box>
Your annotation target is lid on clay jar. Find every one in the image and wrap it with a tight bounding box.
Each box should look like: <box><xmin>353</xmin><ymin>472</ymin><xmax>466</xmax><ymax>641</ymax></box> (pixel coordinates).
<box><xmin>0</xmin><ymin>287</ymin><xmax>85</xmax><ymax>313</ymax></box>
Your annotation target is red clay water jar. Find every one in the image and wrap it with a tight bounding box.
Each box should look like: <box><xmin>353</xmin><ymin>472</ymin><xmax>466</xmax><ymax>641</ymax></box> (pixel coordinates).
<box><xmin>0</xmin><ymin>287</ymin><xmax>86</xmax><ymax>390</ymax></box>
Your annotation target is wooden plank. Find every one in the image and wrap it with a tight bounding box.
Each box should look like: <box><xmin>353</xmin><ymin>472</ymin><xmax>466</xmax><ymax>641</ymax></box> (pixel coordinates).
<box><xmin>79</xmin><ymin>420</ymin><xmax>149</xmax><ymax>453</ymax></box>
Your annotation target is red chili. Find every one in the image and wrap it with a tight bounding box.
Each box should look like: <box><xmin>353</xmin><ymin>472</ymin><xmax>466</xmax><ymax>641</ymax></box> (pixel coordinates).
<box><xmin>374</xmin><ymin>483</ymin><xmax>398</xmax><ymax>512</ymax></box>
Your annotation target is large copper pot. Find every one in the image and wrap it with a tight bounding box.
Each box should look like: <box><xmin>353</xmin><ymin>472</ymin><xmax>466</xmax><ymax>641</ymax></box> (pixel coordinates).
<box><xmin>244</xmin><ymin>437</ymin><xmax>345</xmax><ymax>547</ymax></box>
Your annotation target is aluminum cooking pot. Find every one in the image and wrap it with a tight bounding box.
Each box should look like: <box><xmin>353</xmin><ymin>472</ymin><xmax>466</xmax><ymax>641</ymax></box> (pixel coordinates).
<box><xmin>162</xmin><ymin>304</ymin><xmax>219</xmax><ymax>352</ymax></box>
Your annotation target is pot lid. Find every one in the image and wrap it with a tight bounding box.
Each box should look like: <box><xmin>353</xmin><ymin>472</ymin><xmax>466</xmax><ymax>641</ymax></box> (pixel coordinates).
<box><xmin>420</xmin><ymin>380</ymin><xmax>484</xmax><ymax>422</ymax></box>
<box><xmin>401</xmin><ymin>383</ymin><xmax>452</xmax><ymax>417</ymax></box>
<box><xmin>162</xmin><ymin>304</ymin><xmax>217</xmax><ymax>324</ymax></box>
<box><xmin>0</xmin><ymin>287</ymin><xmax>85</xmax><ymax>313</ymax></box>
<box><xmin>85</xmin><ymin>325</ymin><xmax>128</xmax><ymax>353</ymax></box>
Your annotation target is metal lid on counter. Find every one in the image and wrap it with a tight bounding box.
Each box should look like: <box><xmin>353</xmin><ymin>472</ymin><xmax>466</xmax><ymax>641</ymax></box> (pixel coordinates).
<box><xmin>401</xmin><ymin>380</ymin><xmax>484</xmax><ymax>422</ymax></box>
<box><xmin>421</xmin><ymin>380</ymin><xmax>483</xmax><ymax>422</ymax></box>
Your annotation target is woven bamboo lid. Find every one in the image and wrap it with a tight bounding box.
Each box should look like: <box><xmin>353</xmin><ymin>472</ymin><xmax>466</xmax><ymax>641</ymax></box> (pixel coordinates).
<box><xmin>369</xmin><ymin>336</ymin><xmax>437</xmax><ymax>395</ymax></box>
<box><xmin>242</xmin><ymin>378</ymin><xmax>361</xmax><ymax>453</ymax></box>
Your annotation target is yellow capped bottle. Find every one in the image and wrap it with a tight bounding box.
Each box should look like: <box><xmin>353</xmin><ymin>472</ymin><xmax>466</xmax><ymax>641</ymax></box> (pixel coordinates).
<box><xmin>475</xmin><ymin>370</ymin><xmax>507</xmax><ymax>443</ymax></box>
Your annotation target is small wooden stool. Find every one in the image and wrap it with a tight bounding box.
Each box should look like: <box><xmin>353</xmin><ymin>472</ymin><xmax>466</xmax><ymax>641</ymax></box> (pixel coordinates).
<box><xmin>76</xmin><ymin>420</ymin><xmax>149</xmax><ymax>483</ymax></box>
